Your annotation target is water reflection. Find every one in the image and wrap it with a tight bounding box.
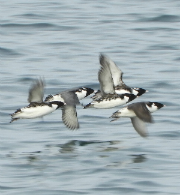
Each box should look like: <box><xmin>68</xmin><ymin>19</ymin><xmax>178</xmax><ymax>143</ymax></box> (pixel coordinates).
<box><xmin>49</xmin><ymin>140</ymin><xmax>122</xmax><ymax>153</ymax></box>
<box><xmin>106</xmin><ymin>154</ymin><xmax>147</xmax><ymax>168</ymax></box>
<box><xmin>130</xmin><ymin>154</ymin><xmax>147</xmax><ymax>163</ymax></box>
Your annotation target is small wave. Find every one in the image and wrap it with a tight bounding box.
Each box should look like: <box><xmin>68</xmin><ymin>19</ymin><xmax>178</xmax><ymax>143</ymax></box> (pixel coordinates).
<box><xmin>134</xmin><ymin>180</ymin><xmax>161</xmax><ymax>187</ymax></box>
<box><xmin>0</xmin><ymin>23</ymin><xmax>56</xmax><ymax>28</ymax></box>
<box><xmin>174</xmin><ymin>57</ymin><xmax>180</xmax><ymax>61</ymax></box>
<box><xmin>0</xmin><ymin>185</ymin><xmax>22</xmax><ymax>190</ymax></box>
<box><xmin>18</xmin><ymin>77</ymin><xmax>35</xmax><ymax>82</ymax></box>
<box><xmin>158</xmin><ymin>130</ymin><xmax>180</xmax><ymax>138</ymax></box>
<box><xmin>138</xmin><ymin>14</ymin><xmax>180</xmax><ymax>23</ymax></box>
<box><xmin>132</xmin><ymin>27</ymin><xmax>178</xmax><ymax>32</ymax></box>
<box><xmin>19</xmin><ymin>13</ymin><xmax>44</xmax><ymax>19</ymax></box>
<box><xmin>151</xmin><ymin>81</ymin><xmax>175</xmax><ymax>88</ymax></box>
<box><xmin>0</xmin><ymin>23</ymin><xmax>79</xmax><ymax>31</ymax></box>
<box><xmin>45</xmin><ymin>41</ymin><xmax>73</xmax><ymax>46</ymax></box>
<box><xmin>148</xmin><ymin>44</ymin><xmax>178</xmax><ymax>51</ymax></box>
<box><xmin>83</xmin><ymin>83</ymin><xmax>99</xmax><ymax>89</ymax></box>
<box><xmin>0</xmin><ymin>47</ymin><xmax>20</xmax><ymax>57</ymax></box>
<box><xmin>94</xmin><ymin>186</ymin><xmax>140</xmax><ymax>193</ymax></box>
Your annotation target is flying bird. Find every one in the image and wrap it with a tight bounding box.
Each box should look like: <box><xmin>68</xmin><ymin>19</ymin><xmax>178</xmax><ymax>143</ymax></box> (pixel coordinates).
<box><xmin>110</xmin><ymin>102</ymin><xmax>165</xmax><ymax>137</ymax></box>
<box><xmin>45</xmin><ymin>87</ymin><xmax>94</xmax><ymax>129</ymax></box>
<box><xmin>84</xmin><ymin>54</ymin><xmax>137</xmax><ymax>109</ymax></box>
<box><xmin>92</xmin><ymin>54</ymin><xmax>147</xmax><ymax>100</ymax></box>
<box><xmin>10</xmin><ymin>79</ymin><xmax>65</xmax><ymax>123</ymax></box>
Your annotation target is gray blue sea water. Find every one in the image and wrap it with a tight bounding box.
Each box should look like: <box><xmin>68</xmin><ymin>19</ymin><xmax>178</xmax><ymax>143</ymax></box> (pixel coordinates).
<box><xmin>0</xmin><ymin>0</ymin><xmax>180</xmax><ymax>194</ymax></box>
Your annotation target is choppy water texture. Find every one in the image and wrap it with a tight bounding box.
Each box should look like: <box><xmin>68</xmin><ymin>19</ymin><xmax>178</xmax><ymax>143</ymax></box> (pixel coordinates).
<box><xmin>0</xmin><ymin>0</ymin><xmax>180</xmax><ymax>194</ymax></box>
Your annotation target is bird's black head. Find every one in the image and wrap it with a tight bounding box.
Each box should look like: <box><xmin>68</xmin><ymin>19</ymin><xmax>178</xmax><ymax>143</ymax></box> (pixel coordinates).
<box><xmin>146</xmin><ymin>102</ymin><xmax>165</xmax><ymax>110</ymax></box>
<box><xmin>153</xmin><ymin>102</ymin><xmax>165</xmax><ymax>109</ymax></box>
<box><xmin>135</xmin><ymin>88</ymin><xmax>147</xmax><ymax>97</ymax></box>
<box><xmin>84</xmin><ymin>87</ymin><xmax>94</xmax><ymax>97</ymax></box>
<box><xmin>74</xmin><ymin>87</ymin><xmax>94</xmax><ymax>98</ymax></box>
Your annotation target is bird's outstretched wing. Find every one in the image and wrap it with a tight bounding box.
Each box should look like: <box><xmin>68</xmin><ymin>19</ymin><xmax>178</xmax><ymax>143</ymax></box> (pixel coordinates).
<box><xmin>62</xmin><ymin>105</ymin><xmax>79</xmax><ymax>130</ymax></box>
<box><xmin>98</xmin><ymin>54</ymin><xmax>115</xmax><ymax>95</ymax></box>
<box><xmin>28</xmin><ymin>78</ymin><xmax>45</xmax><ymax>103</ymax></box>
<box><xmin>100</xmin><ymin>54</ymin><xmax>124</xmax><ymax>87</ymax></box>
<box><xmin>131</xmin><ymin>117</ymin><xmax>148</xmax><ymax>137</ymax></box>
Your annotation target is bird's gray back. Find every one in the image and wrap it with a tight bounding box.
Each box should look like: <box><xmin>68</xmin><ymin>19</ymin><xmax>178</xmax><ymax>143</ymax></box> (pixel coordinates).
<box><xmin>61</xmin><ymin>91</ymin><xmax>80</xmax><ymax>106</ymax></box>
<box><xmin>128</xmin><ymin>102</ymin><xmax>153</xmax><ymax>123</ymax></box>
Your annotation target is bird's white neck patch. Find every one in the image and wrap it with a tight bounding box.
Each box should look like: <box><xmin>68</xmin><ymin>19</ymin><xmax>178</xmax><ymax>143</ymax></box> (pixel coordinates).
<box><xmin>75</xmin><ymin>90</ymin><xmax>87</xmax><ymax>100</ymax></box>
<box><xmin>146</xmin><ymin>103</ymin><xmax>158</xmax><ymax>113</ymax></box>
<box><xmin>132</xmin><ymin>89</ymin><xmax>139</xmax><ymax>96</ymax></box>
<box><xmin>51</xmin><ymin>103</ymin><xmax>59</xmax><ymax>109</ymax></box>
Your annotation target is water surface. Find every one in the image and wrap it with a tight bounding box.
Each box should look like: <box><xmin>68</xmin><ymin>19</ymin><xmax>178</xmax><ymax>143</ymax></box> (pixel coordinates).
<box><xmin>0</xmin><ymin>0</ymin><xmax>180</xmax><ymax>194</ymax></box>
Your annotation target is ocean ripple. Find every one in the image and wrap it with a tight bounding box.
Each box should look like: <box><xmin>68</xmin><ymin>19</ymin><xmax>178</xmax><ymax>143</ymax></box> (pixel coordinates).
<box><xmin>138</xmin><ymin>14</ymin><xmax>180</xmax><ymax>23</ymax></box>
<box><xmin>0</xmin><ymin>47</ymin><xmax>20</xmax><ymax>57</ymax></box>
<box><xmin>0</xmin><ymin>23</ymin><xmax>79</xmax><ymax>31</ymax></box>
